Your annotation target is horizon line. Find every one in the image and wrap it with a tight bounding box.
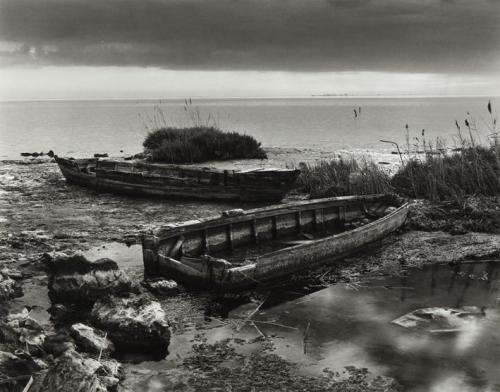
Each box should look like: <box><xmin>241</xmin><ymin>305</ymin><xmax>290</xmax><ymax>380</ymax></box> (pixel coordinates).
<box><xmin>1</xmin><ymin>94</ymin><xmax>498</xmax><ymax>103</ymax></box>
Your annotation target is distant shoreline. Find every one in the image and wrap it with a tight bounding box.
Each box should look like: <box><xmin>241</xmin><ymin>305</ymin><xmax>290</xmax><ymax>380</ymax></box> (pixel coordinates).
<box><xmin>0</xmin><ymin>95</ymin><xmax>497</xmax><ymax>104</ymax></box>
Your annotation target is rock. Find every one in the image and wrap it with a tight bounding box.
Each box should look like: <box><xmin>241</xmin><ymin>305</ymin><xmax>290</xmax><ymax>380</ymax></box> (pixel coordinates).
<box><xmin>43</xmin><ymin>332</ymin><xmax>76</xmax><ymax>357</ymax></box>
<box><xmin>0</xmin><ymin>270</ymin><xmax>23</xmax><ymax>301</ymax></box>
<box><xmin>5</xmin><ymin>308</ymin><xmax>46</xmax><ymax>350</ymax></box>
<box><xmin>47</xmin><ymin>150</ymin><xmax>55</xmax><ymax>158</ymax></box>
<box><xmin>41</xmin><ymin>251</ymin><xmax>69</xmax><ymax>264</ymax></box>
<box><xmin>20</xmin><ymin>152</ymin><xmax>43</xmax><ymax>157</ymax></box>
<box><xmin>94</xmin><ymin>153</ymin><xmax>109</xmax><ymax>158</ymax></box>
<box><xmin>46</xmin><ymin>254</ymin><xmax>131</xmax><ymax>305</ymax></box>
<box><xmin>30</xmin><ymin>349</ymin><xmax>122</xmax><ymax>392</ymax></box>
<box><xmin>0</xmin><ymin>322</ymin><xmax>20</xmax><ymax>345</ymax></box>
<box><xmin>92</xmin><ymin>294</ymin><xmax>170</xmax><ymax>355</ymax></box>
<box><xmin>48</xmin><ymin>303</ymin><xmax>77</xmax><ymax>325</ymax></box>
<box><xmin>142</xmin><ymin>278</ymin><xmax>179</xmax><ymax>296</ymax></box>
<box><xmin>0</xmin><ymin>350</ymin><xmax>45</xmax><ymax>381</ymax></box>
<box><xmin>70</xmin><ymin>323</ymin><xmax>115</xmax><ymax>356</ymax></box>
<box><xmin>0</xmin><ymin>267</ymin><xmax>23</xmax><ymax>280</ymax></box>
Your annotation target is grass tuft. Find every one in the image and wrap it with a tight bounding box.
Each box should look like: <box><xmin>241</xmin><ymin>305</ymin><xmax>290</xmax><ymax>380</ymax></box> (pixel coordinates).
<box><xmin>294</xmin><ymin>156</ymin><xmax>393</xmax><ymax>198</ymax></box>
<box><xmin>392</xmin><ymin>145</ymin><xmax>500</xmax><ymax>202</ymax></box>
<box><xmin>143</xmin><ymin>126</ymin><xmax>267</xmax><ymax>164</ymax></box>
<box><xmin>391</xmin><ymin>101</ymin><xmax>499</xmax><ymax>203</ymax></box>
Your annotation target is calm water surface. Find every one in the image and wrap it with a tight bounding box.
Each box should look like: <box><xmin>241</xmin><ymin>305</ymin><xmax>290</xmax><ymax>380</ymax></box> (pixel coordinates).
<box><xmin>116</xmin><ymin>258</ymin><xmax>500</xmax><ymax>392</ymax></box>
<box><xmin>0</xmin><ymin>97</ymin><xmax>497</xmax><ymax>159</ymax></box>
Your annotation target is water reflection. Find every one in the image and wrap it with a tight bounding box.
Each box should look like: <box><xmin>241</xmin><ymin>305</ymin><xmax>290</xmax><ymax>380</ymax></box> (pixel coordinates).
<box><xmin>122</xmin><ymin>262</ymin><xmax>500</xmax><ymax>392</ymax></box>
<box><xmin>233</xmin><ymin>262</ymin><xmax>500</xmax><ymax>391</ymax></box>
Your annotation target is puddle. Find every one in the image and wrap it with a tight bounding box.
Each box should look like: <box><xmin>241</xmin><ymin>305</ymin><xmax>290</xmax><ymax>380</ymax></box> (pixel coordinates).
<box><xmin>8</xmin><ymin>276</ymin><xmax>52</xmax><ymax>328</ymax></box>
<box><xmin>123</xmin><ymin>261</ymin><xmax>500</xmax><ymax>392</ymax></box>
<box><xmin>81</xmin><ymin>242</ymin><xmax>144</xmax><ymax>278</ymax></box>
<box><xmin>245</xmin><ymin>261</ymin><xmax>500</xmax><ymax>391</ymax></box>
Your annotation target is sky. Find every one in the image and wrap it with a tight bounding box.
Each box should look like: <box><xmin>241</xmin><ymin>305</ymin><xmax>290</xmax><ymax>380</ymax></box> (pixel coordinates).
<box><xmin>0</xmin><ymin>0</ymin><xmax>499</xmax><ymax>100</ymax></box>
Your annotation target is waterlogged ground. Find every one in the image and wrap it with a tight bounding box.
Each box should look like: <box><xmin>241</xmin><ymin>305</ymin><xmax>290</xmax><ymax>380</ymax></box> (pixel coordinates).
<box><xmin>118</xmin><ymin>261</ymin><xmax>500</xmax><ymax>392</ymax></box>
<box><xmin>2</xmin><ymin>156</ymin><xmax>500</xmax><ymax>391</ymax></box>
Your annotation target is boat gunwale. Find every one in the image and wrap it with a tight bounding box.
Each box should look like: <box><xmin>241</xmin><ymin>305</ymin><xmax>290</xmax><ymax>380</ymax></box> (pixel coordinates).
<box><xmin>151</xmin><ymin>194</ymin><xmax>395</xmax><ymax>240</ymax></box>
<box><xmin>55</xmin><ymin>156</ymin><xmax>300</xmax><ymax>176</ymax></box>
<box><xmin>223</xmin><ymin>201</ymin><xmax>409</xmax><ymax>274</ymax></box>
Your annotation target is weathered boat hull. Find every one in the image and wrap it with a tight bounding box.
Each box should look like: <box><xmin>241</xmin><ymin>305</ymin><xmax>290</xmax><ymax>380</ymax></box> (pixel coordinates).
<box><xmin>55</xmin><ymin>157</ymin><xmax>299</xmax><ymax>202</ymax></box>
<box><xmin>142</xmin><ymin>194</ymin><xmax>409</xmax><ymax>290</ymax></box>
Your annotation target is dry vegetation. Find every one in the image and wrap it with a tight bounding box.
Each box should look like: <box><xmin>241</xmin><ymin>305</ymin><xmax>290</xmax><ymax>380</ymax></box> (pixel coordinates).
<box><xmin>297</xmin><ymin>101</ymin><xmax>499</xmax><ymax>202</ymax></box>
<box><xmin>391</xmin><ymin>100</ymin><xmax>499</xmax><ymax>202</ymax></box>
<box><xmin>294</xmin><ymin>157</ymin><xmax>392</xmax><ymax>198</ymax></box>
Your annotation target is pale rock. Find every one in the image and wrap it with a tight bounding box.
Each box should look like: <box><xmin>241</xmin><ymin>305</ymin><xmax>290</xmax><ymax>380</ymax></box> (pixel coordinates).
<box><xmin>70</xmin><ymin>323</ymin><xmax>115</xmax><ymax>356</ymax></box>
<box><xmin>92</xmin><ymin>294</ymin><xmax>170</xmax><ymax>355</ymax></box>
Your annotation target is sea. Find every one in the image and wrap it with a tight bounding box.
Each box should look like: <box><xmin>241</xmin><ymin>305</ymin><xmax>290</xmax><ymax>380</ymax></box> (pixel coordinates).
<box><xmin>0</xmin><ymin>96</ymin><xmax>497</xmax><ymax>161</ymax></box>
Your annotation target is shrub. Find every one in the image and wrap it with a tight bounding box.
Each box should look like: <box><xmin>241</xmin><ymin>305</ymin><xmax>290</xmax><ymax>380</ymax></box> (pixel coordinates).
<box><xmin>143</xmin><ymin>126</ymin><xmax>267</xmax><ymax>163</ymax></box>
<box><xmin>294</xmin><ymin>156</ymin><xmax>393</xmax><ymax>198</ymax></box>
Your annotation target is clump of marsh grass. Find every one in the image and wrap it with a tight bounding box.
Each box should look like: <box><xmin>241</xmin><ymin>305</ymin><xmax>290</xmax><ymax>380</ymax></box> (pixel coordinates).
<box><xmin>392</xmin><ymin>101</ymin><xmax>499</xmax><ymax>203</ymax></box>
<box><xmin>144</xmin><ymin>126</ymin><xmax>267</xmax><ymax>163</ymax></box>
<box><xmin>294</xmin><ymin>156</ymin><xmax>393</xmax><ymax>198</ymax></box>
<box><xmin>141</xmin><ymin>98</ymin><xmax>267</xmax><ymax>163</ymax></box>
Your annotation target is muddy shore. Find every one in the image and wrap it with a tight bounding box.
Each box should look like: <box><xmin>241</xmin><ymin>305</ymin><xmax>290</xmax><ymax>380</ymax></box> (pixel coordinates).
<box><xmin>1</xmin><ymin>150</ymin><xmax>499</xmax><ymax>391</ymax></box>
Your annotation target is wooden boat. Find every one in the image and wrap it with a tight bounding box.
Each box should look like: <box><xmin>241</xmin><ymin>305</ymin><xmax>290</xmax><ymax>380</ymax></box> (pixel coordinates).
<box><xmin>142</xmin><ymin>194</ymin><xmax>409</xmax><ymax>289</ymax></box>
<box><xmin>54</xmin><ymin>156</ymin><xmax>300</xmax><ymax>202</ymax></box>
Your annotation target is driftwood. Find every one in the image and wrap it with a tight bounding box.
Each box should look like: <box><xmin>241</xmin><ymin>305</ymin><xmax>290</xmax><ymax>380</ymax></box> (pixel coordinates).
<box><xmin>303</xmin><ymin>321</ymin><xmax>311</xmax><ymax>354</ymax></box>
<box><xmin>236</xmin><ymin>297</ymin><xmax>268</xmax><ymax>332</ymax></box>
<box><xmin>22</xmin><ymin>376</ymin><xmax>33</xmax><ymax>392</ymax></box>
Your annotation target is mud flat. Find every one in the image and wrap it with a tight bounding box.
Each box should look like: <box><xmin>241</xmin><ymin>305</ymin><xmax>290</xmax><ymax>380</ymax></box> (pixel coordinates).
<box><xmin>1</xmin><ymin>148</ymin><xmax>499</xmax><ymax>391</ymax></box>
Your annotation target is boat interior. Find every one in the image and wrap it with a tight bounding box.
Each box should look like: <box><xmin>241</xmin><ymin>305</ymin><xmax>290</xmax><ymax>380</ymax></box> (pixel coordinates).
<box><xmin>154</xmin><ymin>195</ymin><xmax>401</xmax><ymax>267</ymax></box>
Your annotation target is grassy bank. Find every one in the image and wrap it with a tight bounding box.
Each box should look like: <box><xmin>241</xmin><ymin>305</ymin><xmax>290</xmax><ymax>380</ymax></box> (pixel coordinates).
<box><xmin>298</xmin><ymin>101</ymin><xmax>499</xmax><ymax>203</ymax></box>
<box><xmin>392</xmin><ymin>101</ymin><xmax>499</xmax><ymax>202</ymax></box>
<box><xmin>143</xmin><ymin>126</ymin><xmax>267</xmax><ymax>163</ymax></box>
<box><xmin>392</xmin><ymin>146</ymin><xmax>500</xmax><ymax>201</ymax></box>
<box><xmin>294</xmin><ymin>157</ymin><xmax>392</xmax><ymax>198</ymax></box>
<box><xmin>297</xmin><ymin>145</ymin><xmax>500</xmax><ymax>202</ymax></box>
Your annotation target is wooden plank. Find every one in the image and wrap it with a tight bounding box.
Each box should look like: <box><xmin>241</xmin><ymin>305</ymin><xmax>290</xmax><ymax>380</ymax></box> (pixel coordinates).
<box><xmin>277</xmin><ymin>240</ymin><xmax>313</xmax><ymax>246</ymax></box>
<box><xmin>339</xmin><ymin>206</ymin><xmax>346</xmax><ymax>222</ymax></box>
<box><xmin>227</xmin><ymin>224</ymin><xmax>234</xmax><ymax>250</ymax></box>
<box><xmin>295</xmin><ymin>211</ymin><xmax>302</xmax><ymax>232</ymax></box>
<box><xmin>22</xmin><ymin>376</ymin><xmax>33</xmax><ymax>392</ymax></box>
<box><xmin>203</xmin><ymin>229</ymin><xmax>210</xmax><ymax>253</ymax></box>
<box><xmin>252</xmin><ymin>219</ymin><xmax>259</xmax><ymax>244</ymax></box>
<box><xmin>168</xmin><ymin>236</ymin><xmax>184</xmax><ymax>258</ymax></box>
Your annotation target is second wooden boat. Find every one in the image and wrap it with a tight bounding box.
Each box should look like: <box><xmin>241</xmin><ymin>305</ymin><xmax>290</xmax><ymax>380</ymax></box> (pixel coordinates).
<box><xmin>55</xmin><ymin>156</ymin><xmax>300</xmax><ymax>202</ymax></box>
<box><xmin>142</xmin><ymin>194</ymin><xmax>409</xmax><ymax>289</ymax></box>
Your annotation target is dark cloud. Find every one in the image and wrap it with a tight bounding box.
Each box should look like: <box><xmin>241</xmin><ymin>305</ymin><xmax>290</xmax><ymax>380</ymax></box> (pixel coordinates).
<box><xmin>0</xmin><ymin>0</ymin><xmax>498</xmax><ymax>73</ymax></box>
